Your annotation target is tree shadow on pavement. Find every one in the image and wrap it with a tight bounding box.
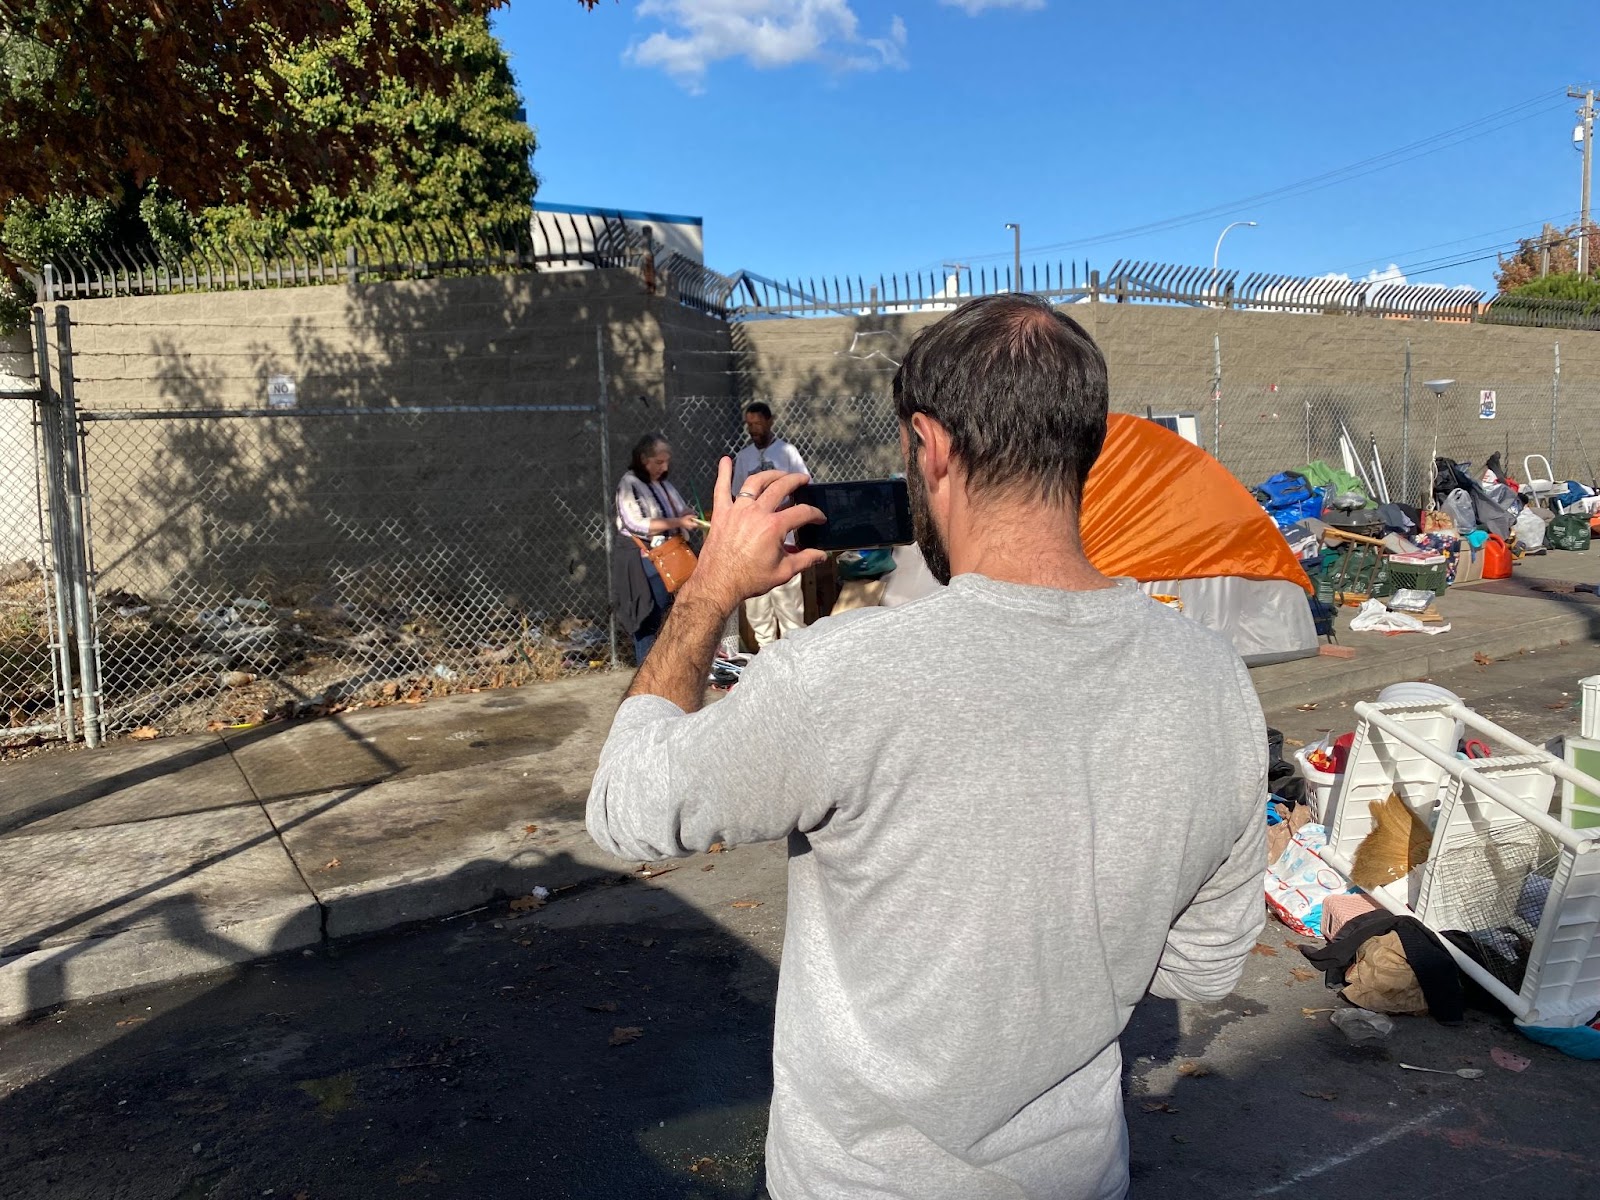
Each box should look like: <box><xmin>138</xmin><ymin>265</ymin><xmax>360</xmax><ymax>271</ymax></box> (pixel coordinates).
<box><xmin>0</xmin><ymin>849</ymin><xmax>779</xmax><ymax>1200</ymax></box>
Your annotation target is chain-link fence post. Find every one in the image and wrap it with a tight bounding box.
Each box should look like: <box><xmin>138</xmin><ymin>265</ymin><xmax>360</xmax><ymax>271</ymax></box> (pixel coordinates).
<box><xmin>30</xmin><ymin>306</ymin><xmax>76</xmax><ymax>742</ymax></box>
<box><xmin>53</xmin><ymin>306</ymin><xmax>101</xmax><ymax>747</ymax></box>
<box><xmin>595</xmin><ymin>326</ymin><xmax>617</xmax><ymax>670</ymax></box>
<box><xmin>1210</xmin><ymin>333</ymin><xmax>1222</xmax><ymax>462</ymax></box>
<box><xmin>1401</xmin><ymin>341</ymin><xmax>1412</xmax><ymax>502</ymax></box>
<box><xmin>1552</xmin><ymin>342</ymin><xmax>1561</xmax><ymax>466</ymax></box>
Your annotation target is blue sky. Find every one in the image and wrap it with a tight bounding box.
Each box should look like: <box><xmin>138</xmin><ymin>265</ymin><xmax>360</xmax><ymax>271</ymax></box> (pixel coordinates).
<box><xmin>493</xmin><ymin>1</ymin><xmax>1596</xmax><ymax>294</ymax></box>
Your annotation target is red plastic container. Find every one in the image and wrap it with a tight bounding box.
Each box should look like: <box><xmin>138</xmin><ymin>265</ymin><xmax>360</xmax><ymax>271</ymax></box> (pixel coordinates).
<box><xmin>1483</xmin><ymin>534</ymin><xmax>1513</xmax><ymax>580</ymax></box>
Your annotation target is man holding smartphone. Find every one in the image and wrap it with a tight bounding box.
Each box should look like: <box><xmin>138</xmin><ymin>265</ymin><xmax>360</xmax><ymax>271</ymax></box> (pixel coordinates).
<box><xmin>732</xmin><ymin>403</ymin><xmax>810</xmax><ymax>648</ymax></box>
<box><xmin>589</xmin><ymin>295</ymin><xmax>1266</xmax><ymax>1200</ymax></box>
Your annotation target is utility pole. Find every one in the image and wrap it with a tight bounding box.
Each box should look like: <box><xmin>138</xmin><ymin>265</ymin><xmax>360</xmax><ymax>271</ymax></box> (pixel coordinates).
<box><xmin>1004</xmin><ymin>223</ymin><xmax>1021</xmax><ymax>292</ymax></box>
<box><xmin>1570</xmin><ymin>86</ymin><xmax>1595</xmax><ymax>277</ymax></box>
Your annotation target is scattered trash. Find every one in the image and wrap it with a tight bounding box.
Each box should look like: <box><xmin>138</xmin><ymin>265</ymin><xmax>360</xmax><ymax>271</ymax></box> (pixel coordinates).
<box><xmin>523</xmin><ymin>824</ymin><xmax>539</xmax><ymax>835</ymax></box>
<box><xmin>219</xmin><ymin>670</ymin><xmax>257</xmax><ymax>689</ymax></box>
<box><xmin>1297</xmin><ymin>703</ymin><xmax>1319</xmax><ymax>712</ymax></box>
<box><xmin>608</xmin><ymin>1026</ymin><xmax>644</xmax><ymax>1046</ymax></box>
<box><xmin>1399</xmin><ymin>1063</ymin><xmax>1483</xmax><ymax>1079</ymax></box>
<box><xmin>688</xmin><ymin>1157</ymin><xmax>717</xmax><ymax>1174</ymax></box>
<box><xmin>707</xmin><ymin>842</ymin><xmax>726</xmax><ymax>854</ymax></box>
<box><xmin>115</xmin><ymin>1016</ymin><xmax>147</xmax><ymax>1027</ymax></box>
<box><xmin>1176</xmin><ymin>1061</ymin><xmax>1210</xmax><ymax>1078</ymax></box>
<box><xmin>1330</xmin><ymin>1007</ymin><xmax>1395</xmax><ymax>1045</ymax></box>
<box><xmin>1491</xmin><ymin>1046</ymin><xmax>1531</xmax><ymax>1073</ymax></box>
<box><xmin>431</xmin><ymin>664</ymin><xmax>459</xmax><ymax>681</ymax></box>
<box><xmin>730</xmin><ymin>900</ymin><xmax>762</xmax><ymax>909</ymax></box>
<box><xmin>1301</xmin><ymin>1008</ymin><xmax>1335</xmax><ymax>1019</ymax></box>
<box><xmin>1350</xmin><ymin>599</ymin><xmax>1451</xmax><ymax>636</ymax></box>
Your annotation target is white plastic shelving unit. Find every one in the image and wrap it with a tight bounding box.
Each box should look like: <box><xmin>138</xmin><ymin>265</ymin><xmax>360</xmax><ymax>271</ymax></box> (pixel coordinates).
<box><xmin>1321</xmin><ymin>699</ymin><xmax>1600</xmax><ymax>1029</ymax></box>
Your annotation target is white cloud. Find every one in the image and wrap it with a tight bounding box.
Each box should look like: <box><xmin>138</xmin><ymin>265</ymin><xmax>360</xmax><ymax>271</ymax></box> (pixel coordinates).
<box><xmin>939</xmin><ymin>0</ymin><xmax>1046</xmax><ymax>13</ymax></box>
<box><xmin>627</xmin><ymin>0</ymin><xmax>908</xmax><ymax>91</ymax></box>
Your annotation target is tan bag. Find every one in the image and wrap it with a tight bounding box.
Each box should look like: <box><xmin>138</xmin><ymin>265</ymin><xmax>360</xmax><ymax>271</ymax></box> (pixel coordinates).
<box><xmin>632</xmin><ymin>535</ymin><xmax>697</xmax><ymax>594</ymax></box>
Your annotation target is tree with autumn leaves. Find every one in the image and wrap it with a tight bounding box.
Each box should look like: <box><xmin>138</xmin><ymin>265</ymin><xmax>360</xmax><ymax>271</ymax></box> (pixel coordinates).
<box><xmin>1494</xmin><ymin>220</ymin><xmax>1600</xmax><ymax>300</ymax></box>
<box><xmin>0</xmin><ymin>0</ymin><xmax>603</xmax><ymax>329</ymax></box>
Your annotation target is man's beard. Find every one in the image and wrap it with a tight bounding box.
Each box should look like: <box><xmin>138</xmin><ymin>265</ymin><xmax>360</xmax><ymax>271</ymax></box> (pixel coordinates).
<box><xmin>906</xmin><ymin>450</ymin><xmax>952</xmax><ymax>586</ymax></box>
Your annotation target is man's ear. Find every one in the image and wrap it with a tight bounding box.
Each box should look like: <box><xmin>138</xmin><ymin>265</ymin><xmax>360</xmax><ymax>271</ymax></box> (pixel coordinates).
<box><xmin>910</xmin><ymin>412</ymin><xmax>951</xmax><ymax>487</ymax></box>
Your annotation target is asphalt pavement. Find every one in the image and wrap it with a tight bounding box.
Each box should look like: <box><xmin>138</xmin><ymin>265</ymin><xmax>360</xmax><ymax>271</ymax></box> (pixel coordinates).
<box><xmin>4</xmin><ymin>641</ymin><xmax>1600</xmax><ymax>1198</ymax></box>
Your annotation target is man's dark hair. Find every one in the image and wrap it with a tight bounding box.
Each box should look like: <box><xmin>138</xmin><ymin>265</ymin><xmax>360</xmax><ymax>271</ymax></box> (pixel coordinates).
<box><xmin>744</xmin><ymin>402</ymin><xmax>773</xmax><ymax>419</ymax></box>
<box><xmin>628</xmin><ymin>432</ymin><xmax>669</xmax><ymax>480</ymax></box>
<box><xmin>893</xmin><ymin>294</ymin><xmax>1108</xmax><ymax>507</ymax></box>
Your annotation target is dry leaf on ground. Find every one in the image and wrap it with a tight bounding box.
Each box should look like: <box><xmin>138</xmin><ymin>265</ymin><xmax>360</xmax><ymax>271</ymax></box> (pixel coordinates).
<box><xmin>322</xmin><ymin>857</ymin><xmax>341</xmax><ymax>871</ymax></box>
<box><xmin>689</xmin><ymin>1157</ymin><xmax>716</xmax><ymax>1174</ymax></box>
<box><xmin>701</xmin><ymin>865</ymin><xmax>715</xmax><ymax>872</ymax></box>
<box><xmin>708</xmin><ymin>842</ymin><xmax>726</xmax><ymax>854</ymax></box>
<box><xmin>523</xmin><ymin>824</ymin><xmax>539</xmax><ymax>835</ymax></box>
<box><xmin>730</xmin><ymin>900</ymin><xmax>762</xmax><ymax>909</ymax></box>
<box><xmin>1491</xmin><ymin>1046</ymin><xmax>1531</xmax><ymax>1073</ymax></box>
<box><xmin>1141</xmin><ymin>1101</ymin><xmax>1178</xmax><ymax>1114</ymax></box>
<box><xmin>1474</xmin><ymin>652</ymin><xmax>1493</xmax><ymax>666</ymax></box>
<box><xmin>1290</xmin><ymin>967</ymin><xmax>1318</xmax><ymax>983</ymax></box>
<box><xmin>130</xmin><ymin>726</ymin><xmax>161</xmax><ymax>740</ymax></box>
<box><xmin>609</xmin><ymin>1026</ymin><xmax>644</xmax><ymax>1047</ymax></box>
<box><xmin>115</xmin><ymin>1016</ymin><xmax>146</xmax><ymax>1027</ymax></box>
<box><xmin>1176</xmin><ymin>1061</ymin><xmax>1210</xmax><ymax>1077</ymax></box>
<box><xmin>509</xmin><ymin>894</ymin><xmax>546</xmax><ymax>913</ymax></box>
<box><xmin>1296</xmin><ymin>703</ymin><xmax>1318</xmax><ymax>712</ymax></box>
<box><xmin>1249</xmin><ymin>943</ymin><xmax>1278</xmax><ymax>957</ymax></box>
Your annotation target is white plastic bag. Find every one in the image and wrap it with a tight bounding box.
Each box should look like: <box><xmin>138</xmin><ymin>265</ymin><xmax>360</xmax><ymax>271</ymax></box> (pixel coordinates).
<box><xmin>1349</xmin><ymin>598</ymin><xmax>1452</xmax><ymax>636</ymax></box>
<box><xmin>1514</xmin><ymin>506</ymin><xmax>1549</xmax><ymax>549</ymax></box>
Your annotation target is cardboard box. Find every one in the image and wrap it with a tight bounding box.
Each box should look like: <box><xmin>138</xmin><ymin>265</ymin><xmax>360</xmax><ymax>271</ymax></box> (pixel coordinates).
<box><xmin>1452</xmin><ymin>544</ymin><xmax>1485</xmax><ymax>586</ymax></box>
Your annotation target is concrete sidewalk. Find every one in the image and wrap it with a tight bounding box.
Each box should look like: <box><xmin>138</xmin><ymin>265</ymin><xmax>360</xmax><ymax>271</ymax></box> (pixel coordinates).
<box><xmin>2</xmin><ymin>545</ymin><xmax>1596</xmax><ymax>1022</ymax></box>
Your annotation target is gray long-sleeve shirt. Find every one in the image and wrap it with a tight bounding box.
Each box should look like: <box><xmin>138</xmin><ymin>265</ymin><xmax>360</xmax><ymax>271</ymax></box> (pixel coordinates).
<box><xmin>587</xmin><ymin>575</ymin><xmax>1267</xmax><ymax>1200</ymax></box>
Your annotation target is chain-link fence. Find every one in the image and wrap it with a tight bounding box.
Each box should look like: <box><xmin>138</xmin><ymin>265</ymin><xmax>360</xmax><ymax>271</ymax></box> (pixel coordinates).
<box><xmin>672</xmin><ymin>392</ymin><xmax>903</xmax><ymax>484</ymax></box>
<box><xmin>31</xmin><ymin>303</ymin><xmax>622</xmax><ymax>741</ymax></box>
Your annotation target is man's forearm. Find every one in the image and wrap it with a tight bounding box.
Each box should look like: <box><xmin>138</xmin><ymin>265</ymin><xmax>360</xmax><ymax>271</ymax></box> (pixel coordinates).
<box><xmin>625</xmin><ymin>588</ymin><xmax>729</xmax><ymax>713</ymax></box>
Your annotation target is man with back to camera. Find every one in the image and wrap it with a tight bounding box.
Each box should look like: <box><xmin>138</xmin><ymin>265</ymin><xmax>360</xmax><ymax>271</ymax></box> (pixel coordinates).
<box><xmin>733</xmin><ymin>402</ymin><xmax>810</xmax><ymax>648</ymax></box>
<box><xmin>587</xmin><ymin>294</ymin><xmax>1267</xmax><ymax>1200</ymax></box>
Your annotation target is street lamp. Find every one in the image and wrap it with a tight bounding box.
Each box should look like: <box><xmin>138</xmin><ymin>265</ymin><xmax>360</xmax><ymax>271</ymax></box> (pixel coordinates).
<box><xmin>1210</xmin><ymin>220</ymin><xmax>1257</xmax><ymax>306</ymax></box>
<box><xmin>1004</xmin><ymin>223</ymin><xmax>1021</xmax><ymax>292</ymax></box>
<box><xmin>1425</xmin><ymin>380</ymin><xmax>1454</xmax><ymax>472</ymax></box>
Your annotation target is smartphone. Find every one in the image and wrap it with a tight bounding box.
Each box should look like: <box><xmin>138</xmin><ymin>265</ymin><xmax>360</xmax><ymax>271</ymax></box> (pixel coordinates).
<box><xmin>791</xmin><ymin>479</ymin><xmax>914</xmax><ymax>552</ymax></box>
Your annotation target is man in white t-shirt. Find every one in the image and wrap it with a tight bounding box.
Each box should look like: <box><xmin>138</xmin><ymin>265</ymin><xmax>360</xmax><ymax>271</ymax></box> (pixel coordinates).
<box><xmin>732</xmin><ymin>403</ymin><xmax>810</xmax><ymax>647</ymax></box>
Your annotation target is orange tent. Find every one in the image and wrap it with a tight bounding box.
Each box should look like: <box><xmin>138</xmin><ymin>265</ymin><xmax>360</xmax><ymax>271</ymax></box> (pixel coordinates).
<box><xmin>883</xmin><ymin>413</ymin><xmax>1319</xmax><ymax>663</ymax></box>
<box><xmin>1081</xmin><ymin>414</ymin><xmax>1313</xmax><ymax>594</ymax></box>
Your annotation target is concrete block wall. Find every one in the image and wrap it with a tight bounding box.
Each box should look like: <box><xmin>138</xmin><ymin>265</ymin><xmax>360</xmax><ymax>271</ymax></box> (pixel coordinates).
<box><xmin>54</xmin><ymin>271</ymin><xmax>733</xmax><ymax>609</ymax></box>
<box><xmin>733</xmin><ymin>303</ymin><xmax>1600</xmax><ymax>500</ymax></box>
<box><xmin>0</xmin><ymin>332</ymin><xmax>38</xmax><ymax>566</ymax></box>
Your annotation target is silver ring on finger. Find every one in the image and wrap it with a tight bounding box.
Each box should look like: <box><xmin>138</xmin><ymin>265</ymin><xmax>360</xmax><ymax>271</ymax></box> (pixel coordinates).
<box><xmin>736</xmin><ymin>490</ymin><xmax>757</xmax><ymax>500</ymax></box>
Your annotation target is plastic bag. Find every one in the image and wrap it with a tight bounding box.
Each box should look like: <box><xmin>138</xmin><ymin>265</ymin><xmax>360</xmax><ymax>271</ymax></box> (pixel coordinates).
<box><xmin>1265</xmin><ymin>824</ymin><xmax>1347</xmax><ymax>937</ymax></box>
<box><xmin>1513</xmin><ymin>506</ymin><xmax>1549</xmax><ymax>550</ymax></box>
<box><xmin>1547</xmin><ymin>514</ymin><xmax>1593</xmax><ymax>552</ymax></box>
<box><xmin>1349</xmin><ymin>598</ymin><xmax>1451</xmax><ymax>636</ymax></box>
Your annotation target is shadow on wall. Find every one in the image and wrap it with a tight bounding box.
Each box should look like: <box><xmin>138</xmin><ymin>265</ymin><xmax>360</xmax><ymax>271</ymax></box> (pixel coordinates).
<box><xmin>61</xmin><ymin>270</ymin><xmax>733</xmax><ymax>731</ymax></box>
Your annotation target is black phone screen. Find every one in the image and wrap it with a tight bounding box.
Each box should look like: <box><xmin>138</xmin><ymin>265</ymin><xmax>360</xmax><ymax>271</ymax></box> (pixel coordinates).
<box><xmin>791</xmin><ymin>480</ymin><xmax>914</xmax><ymax>552</ymax></box>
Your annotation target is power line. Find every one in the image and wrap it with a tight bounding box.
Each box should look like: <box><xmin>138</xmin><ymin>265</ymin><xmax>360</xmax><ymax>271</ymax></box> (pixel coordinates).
<box><xmin>1328</xmin><ymin>212</ymin><xmax>1579</xmax><ymax>276</ymax></box>
<box><xmin>947</xmin><ymin>88</ymin><xmax>1569</xmax><ymax>264</ymax></box>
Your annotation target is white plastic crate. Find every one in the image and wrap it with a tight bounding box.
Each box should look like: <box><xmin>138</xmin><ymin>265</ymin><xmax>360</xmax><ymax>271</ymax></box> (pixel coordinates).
<box><xmin>1582</xmin><ymin>675</ymin><xmax>1600</xmax><ymax>740</ymax></box>
<box><xmin>1321</xmin><ymin>698</ymin><xmax>1600</xmax><ymax>1029</ymax></box>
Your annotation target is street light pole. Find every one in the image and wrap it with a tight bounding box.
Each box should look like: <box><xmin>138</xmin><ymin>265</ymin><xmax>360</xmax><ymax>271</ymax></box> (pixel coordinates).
<box><xmin>1005</xmin><ymin>223</ymin><xmax>1021</xmax><ymax>292</ymax></box>
<box><xmin>1210</xmin><ymin>220</ymin><xmax>1257</xmax><ymax>306</ymax></box>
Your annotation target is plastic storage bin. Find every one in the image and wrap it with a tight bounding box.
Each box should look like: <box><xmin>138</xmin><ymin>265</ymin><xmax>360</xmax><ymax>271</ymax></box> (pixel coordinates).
<box><xmin>1294</xmin><ymin>745</ymin><xmax>1342</xmax><ymax>822</ymax></box>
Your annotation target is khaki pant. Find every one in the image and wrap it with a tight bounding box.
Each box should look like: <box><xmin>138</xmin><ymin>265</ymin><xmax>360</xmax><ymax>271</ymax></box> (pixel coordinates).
<box><xmin>831</xmin><ymin>578</ymin><xmax>887</xmax><ymax>613</ymax></box>
<box><xmin>744</xmin><ymin>574</ymin><xmax>806</xmax><ymax>647</ymax></box>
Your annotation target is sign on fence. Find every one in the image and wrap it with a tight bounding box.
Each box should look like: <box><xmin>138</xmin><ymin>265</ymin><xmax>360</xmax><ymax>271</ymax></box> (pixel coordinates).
<box><xmin>267</xmin><ymin>374</ymin><xmax>298</xmax><ymax>410</ymax></box>
<box><xmin>1479</xmin><ymin>389</ymin><xmax>1497</xmax><ymax>420</ymax></box>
